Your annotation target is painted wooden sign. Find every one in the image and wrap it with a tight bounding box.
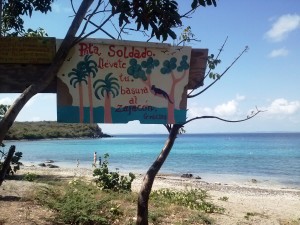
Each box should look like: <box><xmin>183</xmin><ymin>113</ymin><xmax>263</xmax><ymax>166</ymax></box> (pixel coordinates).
<box><xmin>0</xmin><ymin>37</ymin><xmax>55</xmax><ymax>64</ymax></box>
<box><xmin>57</xmin><ymin>39</ymin><xmax>192</xmax><ymax>124</ymax></box>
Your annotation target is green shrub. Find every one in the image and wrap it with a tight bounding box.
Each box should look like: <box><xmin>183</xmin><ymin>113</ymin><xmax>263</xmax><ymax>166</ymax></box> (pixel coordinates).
<box><xmin>151</xmin><ymin>188</ymin><xmax>224</xmax><ymax>213</ymax></box>
<box><xmin>93</xmin><ymin>153</ymin><xmax>135</xmax><ymax>192</ymax></box>
<box><xmin>0</xmin><ymin>143</ymin><xmax>23</xmax><ymax>176</ymax></box>
<box><xmin>218</xmin><ymin>196</ymin><xmax>229</xmax><ymax>201</ymax></box>
<box><xmin>23</xmin><ymin>172</ymin><xmax>38</xmax><ymax>182</ymax></box>
<box><xmin>36</xmin><ymin>179</ymin><xmax>121</xmax><ymax>224</ymax></box>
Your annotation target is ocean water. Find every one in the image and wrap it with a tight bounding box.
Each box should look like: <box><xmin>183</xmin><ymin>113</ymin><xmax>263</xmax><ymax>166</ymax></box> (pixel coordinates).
<box><xmin>4</xmin><ymin>133</ymin><xmax>300</xmax><ymax>187</ymax></box>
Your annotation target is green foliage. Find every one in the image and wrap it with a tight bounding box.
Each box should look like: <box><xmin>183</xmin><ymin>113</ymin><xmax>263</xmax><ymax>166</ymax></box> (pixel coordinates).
<box><xmin>23</xmin><ymin>27</ymin><xmax>48</xmax><ymax>37</ymax></box>
<box><xmin>179</xmin><ymin>26</ymin><xmax>195</xmax><ymax>44</ymax></box>
<box><xmin>207</xmin><ymin>54</ymin><xmax>221</xmax><ymax>70</ymax></box>
<box><xmin>1</xmin><ymin>0</ymin><xmax>54</xmax><ymax>36</ymax></box>
<box><xmin>23</xmin><ymin>172</ymin><xmax>38</xmax><ymax>182</ymax></box>
<box><xmin>127</xmin><ymin>56</ymin><xmax>160</xmax><ymax>82</ymax></box>
<box><xmin>110</xmin><ymin>0</ymin><xmax>216</xmax><ymax>41</ymax></box>
<box><xmin>141</xmin><ymin>57</ymin><xmax>160</xmax><ymax>75</ymax></box>
<box><xmin>0</xmin><ymin>104</ymin><xmax>10</xmax><ymax>120</ymax></box>
<box><xmin>160</xmin><ymin>55</ymin><xmax>189</xmax><ymax>74</ymax></box>
<box><xmin>4</xmin><ymin>121</ymin><xmax>107</xmax><ymax>140</ymax></box>
<box><xmin>0</xmin><ymin>144</ymin><xmax>22</xmax><ymax>176</ymax></box>
<box><xmin>93</xmin><ymin>153</ymin><xmax>135</xmax><ymax>192</ymax></box>
<box><xmin>177</xmin><ymin>55</ymin><xmax>190</xmax><ymax>72</ymax></box>
<box><xmin>68</xmin><ymin>54</ymin><xmax>98</xmax><ymax>88</ymax></box>
<box><xmin>93</xmin><ymin>73</ymin><xmax>120</xmax><ymax>100</ymax></box>
<box><xmin>218</xmin><ymin>196</ymin><xmax>229</xmax><ymax>201</ymax></box>
<box><xmin>111</xmin><ymin>0</ymin><xmax>181</xmax><ymax>41</ymax></box>
<box><xmin>191</xmin><ymin>0</ymin><xmax>217</xmax><ymax>9</ymax></box>
<box><xmin>127</xmin><ymin>58</ymin><xmax>147</xmax><ymax>80</ymax></box>
<box><xmin>151</xmin><ymin>188</ymin><xmax>224</xmax><ymax>213</ymax></box>
<box><xmin>161</xmin><ymin>57</ymin><xmax>177</xmax><ymax>74</ymax></box>
<box><xmin>36</xmin><ymin>179</ymin><xmax>120</xmax><ymax>224</ymax></box>
<box><xmin>207</xmin><ymin>53</ymin><xmax>221</xmax><ymax>80</ymax></box>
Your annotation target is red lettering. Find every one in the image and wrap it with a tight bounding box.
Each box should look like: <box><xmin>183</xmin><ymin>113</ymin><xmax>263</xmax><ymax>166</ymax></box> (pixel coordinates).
<box><xmin>98</xmin><ymin>57</ymin><xmax>126</xmax><ymax>69</ymax></box>
<box><xmin>107</xmin><ymin>45</ymin><xmax>154</xmax><ymax>59</ymax></box>
<box><xmin>108</xmin><ymin>45</ymin><xmax>115</xmax><ymax>57</ymax></box>
<box><xmin>78</xmin><ymin>43</ymin><xmax>101</xmax><ymax>56</ymax></box>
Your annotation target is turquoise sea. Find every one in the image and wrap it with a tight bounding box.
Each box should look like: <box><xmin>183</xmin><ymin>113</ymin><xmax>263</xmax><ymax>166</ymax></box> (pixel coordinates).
<box><xmin>4</xmin><ymin>133</ymin><xmax>300</xmax><ymax>188</ymax></box>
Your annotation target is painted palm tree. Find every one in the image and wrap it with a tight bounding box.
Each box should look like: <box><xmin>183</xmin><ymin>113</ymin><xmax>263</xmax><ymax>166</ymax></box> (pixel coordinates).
<box><xmin>68</xmin><ymin>63</ymin><xmax>88</xmax><ymax>123</ymax></box>
<box><xmin>93</xmin><ymin>73</ymin><xmax>120</xmax><ymax>123</ymax></box>
<box><xmin>82</xmin><ymin>55</ymin><xmax>98</xmax><ymax>123</ymax></box>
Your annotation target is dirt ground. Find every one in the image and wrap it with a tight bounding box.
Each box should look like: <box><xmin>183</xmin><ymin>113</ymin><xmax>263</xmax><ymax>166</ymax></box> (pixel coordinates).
<box><xmin>1</xmin><ymin>167</ymin><xmax>300</xmax><ymax>225</ymax></box>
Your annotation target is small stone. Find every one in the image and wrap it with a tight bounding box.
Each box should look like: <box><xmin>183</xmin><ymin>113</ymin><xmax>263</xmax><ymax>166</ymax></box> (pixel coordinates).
<box><xmin>181</xmin><ymin>173</ymin><xmax>193</xmax><ymax>178</ymax></box>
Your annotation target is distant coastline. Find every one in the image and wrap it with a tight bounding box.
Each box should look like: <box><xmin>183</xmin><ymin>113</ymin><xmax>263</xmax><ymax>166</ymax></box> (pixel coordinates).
<box><xmin>4</xmin><ymin>121</ymin><xmax>111</xmax><ymax>140</ymax></box>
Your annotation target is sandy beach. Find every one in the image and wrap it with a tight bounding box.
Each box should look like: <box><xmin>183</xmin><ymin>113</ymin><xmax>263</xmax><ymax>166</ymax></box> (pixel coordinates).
<box><xmin>1</xmin><ymin>165</ymin><xmax>300</xmax><ymax>225</ymax></box>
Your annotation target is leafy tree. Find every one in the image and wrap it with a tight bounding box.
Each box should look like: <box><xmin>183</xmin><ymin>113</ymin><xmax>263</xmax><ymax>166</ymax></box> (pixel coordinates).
<box><xmin>93</xmin><ymin>73</ymin><xmax>120</xmax><ymax>123</ymax></box>
<box><xmin>0</xmin><ymin>1</ymin><xmax>263</xmax><ymax>224</ymax></box>
<box><xmin>0</xmin><ymin>0</ymin><xmax>53</xmax><ymax>36</ymax></box>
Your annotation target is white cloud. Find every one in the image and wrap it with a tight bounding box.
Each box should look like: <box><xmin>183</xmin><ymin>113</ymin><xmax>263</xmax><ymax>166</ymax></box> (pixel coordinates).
<box><xmin>267</xmin><ymin>98</ymin><xmax>300</xmax><ymax>114</ymax></box>
<box><xmin>214</xmin><ymin>100</ymin><xmax>238</xmax><ymax>117</ymax></box>
<box><xmin>265</xmin><ymin>14</ymin><xmax>300</xmax><ymax>42</ymax></box>
<box><xmin>0</xmin><ymin>97</ymin><xmax>14</xmax><ymax>105</ymax></box>
<box><xmin>188</xmin><ymin>95</ymin><xmax>245</xmax><ymax>118</ymax></box>
<box><xmin>268</xmin><ymin>47</ymin><xmax>289</xmax><ymax>58</ymax></box>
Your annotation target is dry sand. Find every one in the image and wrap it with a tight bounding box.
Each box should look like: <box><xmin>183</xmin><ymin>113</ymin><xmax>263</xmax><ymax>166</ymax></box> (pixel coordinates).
<box><xmin>1</xmin><ymin>166</ymin><xmax>300</xmax><ymax>225</ymax></box>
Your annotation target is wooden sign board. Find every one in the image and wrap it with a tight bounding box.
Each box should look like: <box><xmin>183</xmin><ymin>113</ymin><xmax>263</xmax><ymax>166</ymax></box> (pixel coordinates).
<box><xmin>0</xmin><ymin>37</ymin><xmax>55</xmax><ymax>64</ymax></box>
<box><xmin>57</xmin><ymin>39</ymin><xmax>195</xmax><ymax>124</ymax></box>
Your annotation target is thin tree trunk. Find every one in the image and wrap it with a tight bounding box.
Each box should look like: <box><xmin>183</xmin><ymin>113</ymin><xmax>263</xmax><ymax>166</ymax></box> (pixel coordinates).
<box><xmin>136</xmin><ymin>124</ymin><xmax>182</xmax><ymax>225</ymax></box>
<box><xmin>0</xmin><ymin>0</ymin><xmax>94</xmax><ymax>143</ymax></box>
<box><xmin>0</xmin><ymin>145</ymin><xmax>15</xmax><ymax>186</ymax></box>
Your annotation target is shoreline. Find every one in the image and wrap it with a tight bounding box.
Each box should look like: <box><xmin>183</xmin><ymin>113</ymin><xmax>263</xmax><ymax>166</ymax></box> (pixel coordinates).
<box><xmin>20</xmin><ymin>162</ymin><xmax>300</xmax><ymax>190</ymax></box>
<box><xmin>16</xmin><ymin>164</ymin><xmax>300</xmax><ymax>193</ymax></box>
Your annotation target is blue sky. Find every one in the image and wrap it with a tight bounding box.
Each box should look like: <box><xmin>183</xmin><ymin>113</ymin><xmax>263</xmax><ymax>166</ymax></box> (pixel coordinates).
<box><xmin>1</xmin><ymin>0</ymin><xmax>300</xmax><ymax>134</ymax></box>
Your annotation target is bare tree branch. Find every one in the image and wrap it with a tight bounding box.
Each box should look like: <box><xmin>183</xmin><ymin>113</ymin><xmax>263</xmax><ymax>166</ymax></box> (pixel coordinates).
<box><xmin>176</xmin><ymin>38</ymin><xmax>201</xmax><ymax>46</ymax></box>
<box><xmin>183</xmin><ymin>107</ymin><xmax>264</xmax><ymax>126</ymax></box>
<box><xmin>188</xmin><ymin>36</ymin><xmax>228</xmax><ymax>97</ymax></box>
<box><xmin>76</xmin><ymin>0</ymin><xmax>102</xmax><ymax>40</ymax></box>
<box><xmin>188</xmin><ymin>45</ymin><xmax>249</xmax><ymax>98</ymax></box>
<box><xmin>75</xmin><ymin>13</ymin><xmax>114</xmax><ymax>43</ymax></box>
<box><xmin>84</xmin><ymin>19</ymin><xmax>116</xmax><ymax>39</ymax></box>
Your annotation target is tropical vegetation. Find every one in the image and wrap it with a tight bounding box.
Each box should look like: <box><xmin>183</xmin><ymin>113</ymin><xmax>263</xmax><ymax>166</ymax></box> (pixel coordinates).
<box><xmin>4</xmin><ymin>121</ymin><xmax>109</xmax><ymax>140</ymax></box>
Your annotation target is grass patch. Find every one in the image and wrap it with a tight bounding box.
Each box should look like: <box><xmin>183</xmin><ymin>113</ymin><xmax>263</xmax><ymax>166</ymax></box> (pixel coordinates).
<box><xmin>244</xmin><ymin>212</ymin><xmax>268</xmax><ymax>220</ymax></box>
<box><xmin>23</xmin><ymin>172</ymin><xmax>38</xmax><ymax>182</ymax></box>
<box><xmin>36</xmin><ymin>179</ymin><xmax>122</xmax><ymax>224</ymax></box>
<box><xmin>218</xmin><ymin>196</ymin><xmax>229</xmax><ymax>201</ymax></box>
<box><xmin>33</xmin><ymin>176</ymin><xmax>224</xmax><ymax>224</ymax></box>
<box><xmin>151</xmin><ymin>188</ymin><xmax>224</xmax><ymax>213</ymax></box>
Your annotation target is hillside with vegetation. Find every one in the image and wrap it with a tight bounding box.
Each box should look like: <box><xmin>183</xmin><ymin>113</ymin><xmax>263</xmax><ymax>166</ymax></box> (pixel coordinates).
<box><xmin>4</xmin><ymin>121</ymin><xmax>110</xmax><ymax>140</ymax></box>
